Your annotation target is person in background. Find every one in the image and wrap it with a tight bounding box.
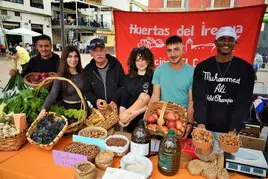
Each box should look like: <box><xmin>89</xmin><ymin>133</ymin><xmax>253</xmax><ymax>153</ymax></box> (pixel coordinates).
<box><xmin>83</xmin><ymin>38</ymin><xmax>125</xmax><ymax>110</ymax></box>
<box><xmin>38</xmin><ymin>45</ymin><xmax>84</xmax><ymax>117</ymax></box>
<box><xmin>193</xmin><ymin>26</ymin><xmax>255</xmax><ymax>145</ymax></box>
<box><xmin>150</xmin><ymin>35</ymin><xmax>194</xmax><ymax>139</ymax></box>
<box><xmin>118</xmin><ymin>47</ymin><xmax>155</xmax><ymax>132</ymax></box>
<box><xmin>22</xmin><ymin>35</ymin><xmax>59</xmax><ymax>77</ymax></box>
<box><xmin>11</xmin><ymin>42</ymin><xmax>30</xmax><ymax>75</ymax></box>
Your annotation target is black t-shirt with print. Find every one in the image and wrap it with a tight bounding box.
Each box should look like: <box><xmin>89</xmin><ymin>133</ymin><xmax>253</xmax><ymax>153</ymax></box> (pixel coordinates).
<box><xmin>120</xmin><ymin>74</ymin><xmax>153</xmax><ymax>132</ymax></box>
<box><xmin>193</xmin><ymin>56</ymin><xmax>255</xmax><ymax>133</ymax></box>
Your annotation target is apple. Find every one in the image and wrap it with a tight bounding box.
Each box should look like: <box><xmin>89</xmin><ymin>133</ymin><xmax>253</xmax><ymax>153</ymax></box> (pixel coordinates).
<box><xmin>176</xmin><ymin>120</ymin><xmax>183</xmax><ymax>130</ymax></box>
<box><xmin>147</xmin><ymin>124</ymin><xmax>158</xmax><ymax>131</ymax></box>
<box><xmin>147</xmin><ymin>115</ymin><xmax>157</xmax><ymax>124</ymax></box>
<box><xmin>166</xmin><ymin>112</ymin><xmax>176</xmax><ymax>121</ymax></box>
<box><xmin>167</xmin><ymin>120</ymin><xmax>176</xmax><ymax>129</ymax></box>
<box><xmin>175</xmin><ymin>113</ymin><xmax>180</xmax><ymax>120</ymax></box>
<box><xmin>156</xmin><ymin>109</ymin><xmax>162</xmax><ymax>116</ymax></box>
<box><xmin>160</xmin><ymin>126</ymin><xmax>168</xmax><ymax>134</ymax></box>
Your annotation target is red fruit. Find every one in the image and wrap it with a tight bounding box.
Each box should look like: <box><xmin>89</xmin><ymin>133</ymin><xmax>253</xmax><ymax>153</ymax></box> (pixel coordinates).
<box><xmin>160</xmin><ymin>126</ymin><xmax>168</xmax><ymax>133</ymax></box>
<box><xmin>156</xmin><ymin>109</ymin><xmax>162</xmax><ymax>116</ymax></box>
<box><xmin>33</xmin><ymin>74</ymin><xmax>40</xmax><ymax>81</ymax></box>
<box><xmin>166</xmin><ymin>112</ymin><xmax>176</xmax><ymax>121</ymax></box>
<box><xmin>167</xmin><ymin>120</ymin><xmax>176</xmax><ymax>129</ymax></box>
<box><xmin>176</xmin><ymin>120</ymin><xmax>183</xmax><ymax>130</ymax></box>
<box><xmin>175</xmin><ymin>113</ymin><xmax>180</xmax><ymax>120</ymax></box>
<box><xmin>147</xmin><ymin>115</ymin><xmax>157</xmax><ymax>124</ymax></box>
<box><xmin>40</xmin><ymin>72</ymin><xmax>47</xmax><ymax>78</ymax></box>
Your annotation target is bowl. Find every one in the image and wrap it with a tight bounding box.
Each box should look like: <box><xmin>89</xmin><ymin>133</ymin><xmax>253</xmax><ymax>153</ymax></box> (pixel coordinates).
<box><xmin>104</xmin><ymin>135</ymin><xmax>129</xmax><ymax>156</ymax></box>
<box><xmin>218</xmin><ymin>133</ymin><xmax>241</xmax><ymax>153</ymax></box>
<box><xmin>192</xmin><ymin>129</ymin><xmax>214</xmax><ymax>149</ymax></box>
<box><xmin>195</xmin><ymin>147</ymin><xmax>215</xmax><ymax>162</ymax></box>
<box><xmin>120</xmin><ymin>153</ymin><xmax>153</xmax><ymax>178</ymax></box>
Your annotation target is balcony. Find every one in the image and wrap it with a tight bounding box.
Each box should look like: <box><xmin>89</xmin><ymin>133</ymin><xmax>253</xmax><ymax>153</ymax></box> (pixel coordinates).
<box><xmin>3</xmin><ymin>0</ymin><xmax>23</xmax><ymax>4</ymax></box>
<box><xmin>52</xmin><ymin>18</ymin><xmax>110</xmax><ymax>30</ymax></box>
<box><xmin>30</xmin><ymin>2</ymin><xmax>44</xmax><ymax>9</ymax></box>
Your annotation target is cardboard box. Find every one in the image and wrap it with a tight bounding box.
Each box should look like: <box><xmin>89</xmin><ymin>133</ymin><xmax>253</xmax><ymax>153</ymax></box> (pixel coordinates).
<box><xmin>239</xmin><ymin>124</ymin><xmax>265</xmax><ymax>151</ymax></box>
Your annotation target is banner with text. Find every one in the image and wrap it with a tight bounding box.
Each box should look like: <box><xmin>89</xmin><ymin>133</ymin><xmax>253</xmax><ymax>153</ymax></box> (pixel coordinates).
<box><xmin>114</xmin><ymin>5</ymin><xmax>266</xmax><ymax>71</ymax></box>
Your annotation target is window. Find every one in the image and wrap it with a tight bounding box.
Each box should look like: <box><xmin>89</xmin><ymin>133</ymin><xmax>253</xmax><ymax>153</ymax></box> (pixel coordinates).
<box><xmin>214</xmin><ymin>0</ymin><xmax>230</xmax><ymax>8</ymax></box>
<box><xmin>167</xmin><ymin>0</ymin><xmax>182</xmax><ymax>8</ymax></box>
<box><xmin>1</xmin><ymin>10</ymin><xmax>7</xmax><ymax>15</ymax></box>
<box><xmin>30</xmin><ymin>0</ymin><xmax>44</xmax><ymax>9</ymax></box>
<box><xmin>4</xmin><ymin>0</ymin><xmax>23</xmax><ymax>4</ymax></box>
<box><xmin>14</xmin><ymin>12</ymin><xmax>20</xmax><ymax>17</ymax></box>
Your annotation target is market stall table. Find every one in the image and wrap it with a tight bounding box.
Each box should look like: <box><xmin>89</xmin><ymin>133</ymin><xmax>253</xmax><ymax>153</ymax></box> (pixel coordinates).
<box><xmin>0</xmin><ymin>143</ymin><xmax>30</xmax><ymax>164</ymax></box>
<box><xmin>0</xmin><ymin>136</ymin><xmax>256</xmax><ymax>179</ymax></box>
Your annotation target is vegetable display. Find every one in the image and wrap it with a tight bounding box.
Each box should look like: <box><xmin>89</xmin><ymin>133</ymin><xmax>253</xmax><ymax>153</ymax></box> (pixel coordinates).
<box><xmin>2</xmin><ymin>87</ymin><xmax>48</xmax><ymax>122</ymax></box>
<box><xmin>30</xmin><ymin>114</ymin><xmax>66</xmax><ymax>144</ymax></box>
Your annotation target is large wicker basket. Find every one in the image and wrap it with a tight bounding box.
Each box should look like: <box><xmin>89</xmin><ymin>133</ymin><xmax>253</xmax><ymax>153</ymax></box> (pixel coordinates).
<box><xmin>144</xmin><ymin>101</ymin><xmax>187</xmax><ymax>137</ymax></box>
<box><xmin>84</xmin><ymin>105</ymin><xmax>119</xmax><ymax>130</ymax></box>
<box><xmin>38</xmin><ymin>77</ymin><xmax>88</xmax><ymax>133</ymax></box>
<box><xmin>26</xmin><ymin>112</ymin><xmax>68</xmax><ymax>150</ymax></box>
<box><xmin>24</xmin><ymin>72</ymin><xmax>56</xmax><ymax>89</ymax></box>
<box><xmin>0</xmin><ymin>128</ymin><xmax>27</xmax><ymax>151</ymax></box>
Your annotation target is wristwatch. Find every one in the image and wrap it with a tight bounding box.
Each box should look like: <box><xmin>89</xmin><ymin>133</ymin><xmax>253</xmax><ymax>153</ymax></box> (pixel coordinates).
<box><xmin>187</xmin><ymin>122</ymin><xmax>194</xmax><ymax>127</ymax></box>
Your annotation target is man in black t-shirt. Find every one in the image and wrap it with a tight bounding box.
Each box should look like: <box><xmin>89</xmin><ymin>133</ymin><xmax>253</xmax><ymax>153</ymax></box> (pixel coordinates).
<box><xmin>21</xmin><ymin>35</ymin><xmax>59</xmax><ymax>77</ymax></box>
<box><xmin>193</xmin><ymin>26</ymin><xmax>255</xmax><ymax>134</ymax></box>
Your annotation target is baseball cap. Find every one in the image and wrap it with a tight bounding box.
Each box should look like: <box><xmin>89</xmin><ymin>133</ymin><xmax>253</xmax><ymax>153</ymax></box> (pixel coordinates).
<box><xmin>89</xmin><ymin>38</ymin><xmax>105</xmax><ymax>50</ymax></box>
<box><xmin>215</xmin><ymin>26</ymin><xmax>237</xmax><ymax>40</ymax></box>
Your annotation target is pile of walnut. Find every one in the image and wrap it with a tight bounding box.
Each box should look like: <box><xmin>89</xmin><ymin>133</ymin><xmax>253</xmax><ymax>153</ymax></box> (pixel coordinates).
<box><xmin>192</xmin><ymin>129</ymin><xmax>214</xmax><ymax>143</ymax></box>
<box><xmin>187</xmin><ymin>153</ymin><xmax>229</xmax><ymax>179</ymax></box>
<box><xmin>0</xmin><ymin>123</ymin><xmax>19</xmax><ymax>138</ymax></box>
<box><xmin>219</xmin><ymin>133</ymin><xmax>241</xmax><ymax>147</ymax></box>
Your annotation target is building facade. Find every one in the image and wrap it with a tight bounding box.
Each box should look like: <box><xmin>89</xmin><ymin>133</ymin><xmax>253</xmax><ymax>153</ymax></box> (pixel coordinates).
<box><xmin>0</xmin><ymin>0</ymin><xmax>52</xmax><ymax>45</ymax></box>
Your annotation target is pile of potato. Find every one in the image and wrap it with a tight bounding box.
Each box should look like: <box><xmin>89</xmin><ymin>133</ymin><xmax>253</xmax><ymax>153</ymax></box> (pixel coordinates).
<box><xmin>0</xmin><ymin>123</ymin><xmax>19</xmax><ymax>138</ymax></box>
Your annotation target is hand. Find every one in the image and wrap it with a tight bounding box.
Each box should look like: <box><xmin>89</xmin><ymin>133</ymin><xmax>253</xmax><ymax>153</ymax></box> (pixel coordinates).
<box><xmin>182</xmin><ymin>123</ymin><xmax>192</xmax><ymax>139</ymax></box>
<box><xmin>118</xmin><ymin>120</ymin><xmax>130</xmax><ymax>128</ymax></box>
<box><xmin>197</xmin><ymin>124</ymin><xmax>206</xmax><ymax>129</ymax></box>
<box><xmin>9</xmin><ymin>69</ymin><xmax>18</xmax><ymax>77</ymax></box>
<box><xmin>38</xmin><ymin>109</ymin><xmax>46</xmax><ymax>119</ymax></box>
<box><xmin>109</xmin><ymin>101</ymin><xmax>117</xmax><ymax>109</ymax></box>
<box><xmin>96</xmin><ymin>99</ymin><xmax>106</xmax><ymax>110</ymax></box>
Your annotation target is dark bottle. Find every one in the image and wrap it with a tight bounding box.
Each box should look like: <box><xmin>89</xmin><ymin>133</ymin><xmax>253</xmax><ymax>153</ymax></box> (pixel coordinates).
<box><xmin>158</xmin><ymin>129</ymin><xmax>181</xmax><ymax>176</ymax></box>
<box><xmin>130</xmin><ymin>120</ymin><xmax>151</xmax><ymax>157</ymax></box>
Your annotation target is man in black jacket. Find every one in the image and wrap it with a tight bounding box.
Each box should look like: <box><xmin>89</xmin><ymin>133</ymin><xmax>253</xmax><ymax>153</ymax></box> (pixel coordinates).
<box><xmin>193</xmin><ymin>26</ymin><xmax>255</xmax><ymax>134</ymax></box>
<box><xmin>84</xmin><ymin>38</ymin><xmax>125</xmax><ymax>110</ymax></box>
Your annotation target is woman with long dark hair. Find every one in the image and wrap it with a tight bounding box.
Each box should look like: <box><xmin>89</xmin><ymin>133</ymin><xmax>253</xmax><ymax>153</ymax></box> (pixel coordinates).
<box><xmin>38</xmin><ymin>45</ymin><xmax>84</xmax><ymax>117</ymax></box>
<box><xmin>119</xmin><ymin>47</ymin><xmax>155</xmax><ymax>132</ymax></box>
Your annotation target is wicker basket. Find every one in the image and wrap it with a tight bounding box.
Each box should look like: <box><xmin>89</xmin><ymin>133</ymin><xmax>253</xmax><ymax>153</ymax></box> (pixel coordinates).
<box><xmin>0</xmin><ymin>128</ymin><xmax>27</xmax><ymax>151</ymax></box>
<box><xmin>84</xmin><ymin>105</ymin><xmax>119</xmax><ymax>130</ymax></box>
<box><xmin>24</xmin><ymin>72</ymin><xmax>56</xmax><ymax>88</ymax></box>
<box><xmin>38</xmin><ymin>76</ymin><xmax>87</xmax><ymax>134</ymax></box>
<box><xmin>26</xmin><ymin>112</ymin><xmax>68</xmax><ymax>150</ymax></box>
<box><xmin>144</xmin><ymin>101</ymin><xmax>187</xmax><ymax>138</ymax></box>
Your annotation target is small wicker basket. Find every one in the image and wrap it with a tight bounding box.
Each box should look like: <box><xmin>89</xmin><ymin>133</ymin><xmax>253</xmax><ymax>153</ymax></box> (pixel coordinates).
<box><xmin>144</xmin><ymin>101</ymin><xmax>187</xmax><ymax>137</ymax></box>
<box><xmin>84</xmin><ymin>105</ymin><xmax>119</xmax><ymax>130</ymax></box>
<box><xmin>0</xmin><ymin>128</ymin><xmax>27</xmax><ymax>151</ymax></box>
<box><xmin>24</xmin><ymin>72</ymin><xmax>56</xmax><ymax>89</ymax></box>
<box><xmin>26</xmin><ymin>112</ymin><xmax>68</xmax><ymax>150</ymax></box>
<box><xmin>78</xmin><ymin>126</ymin><xmax>107</xmax><ymax>139</ymax></box>
<box><xmin>38</xmin><ymin>76</ymin><xmax>88</xmax><ymax>133</ymax></box>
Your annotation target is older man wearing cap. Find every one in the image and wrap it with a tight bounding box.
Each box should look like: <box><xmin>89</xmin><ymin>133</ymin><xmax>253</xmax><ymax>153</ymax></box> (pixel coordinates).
<box><xmin>193</xmin><ymin>26</ymin><xmax>255</xmax><ymax>134</ymax></box>
<box><xmin>84</xmin><ymin>38</ymin><xmax>125</xmax><ymax>110</ymax></box>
